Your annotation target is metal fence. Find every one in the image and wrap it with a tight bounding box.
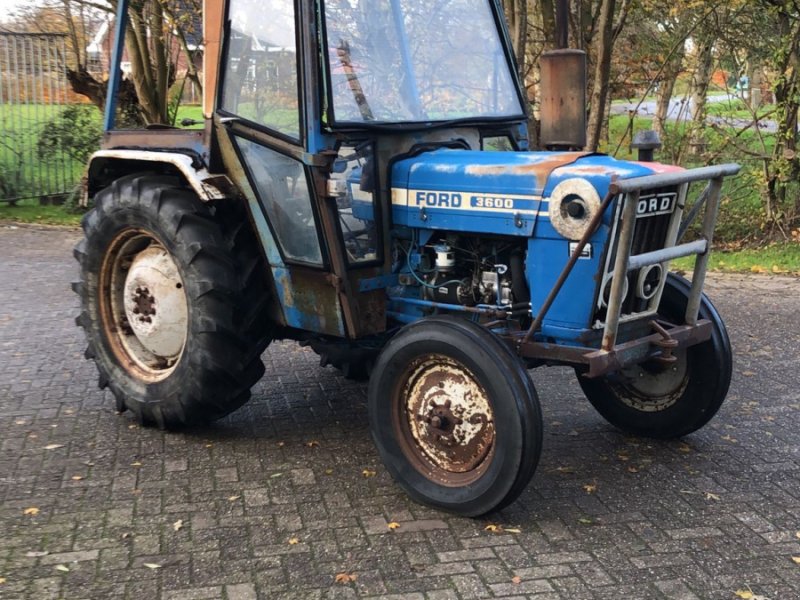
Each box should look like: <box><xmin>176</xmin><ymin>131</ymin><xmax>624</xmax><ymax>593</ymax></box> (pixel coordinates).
<box><xmin>0</xmin><ymin>32</ymin><xmax>81</xmax><ymax>204</ymax></box>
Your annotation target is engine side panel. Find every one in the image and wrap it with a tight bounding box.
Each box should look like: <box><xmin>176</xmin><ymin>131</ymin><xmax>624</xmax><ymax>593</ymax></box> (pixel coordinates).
<box><xmin>391</xmin><ymin>149</ymin><xmax>586</xmax><ymax>237</ymax></box>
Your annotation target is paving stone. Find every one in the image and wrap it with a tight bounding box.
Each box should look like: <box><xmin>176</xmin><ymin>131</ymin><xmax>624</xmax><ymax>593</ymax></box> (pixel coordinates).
<box><xmin>1</xmin><ymin>226</ymin><xmax>799</xmax><ymax>600</ymax></box>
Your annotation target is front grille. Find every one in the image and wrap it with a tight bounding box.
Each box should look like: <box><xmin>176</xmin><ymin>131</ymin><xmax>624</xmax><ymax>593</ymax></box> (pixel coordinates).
<box><xmin>595</xmin><ymin>187</ymin><xmax>679</xmax><ymax>325</ymax></box>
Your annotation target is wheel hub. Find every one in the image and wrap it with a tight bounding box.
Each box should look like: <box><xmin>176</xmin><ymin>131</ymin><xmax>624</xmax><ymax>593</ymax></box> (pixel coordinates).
<box><xmin>122</xmin><ymin>245</ymin><xmax>188</xmax><ymax>360</ymax></box>
<box><xmin>614</xmin><ymin>348</ymin><xmax>689</xmax><ymax>412</ymax></box>
<box><xmin>403</xmin><ymin>356</ymin><xmax>494</xmax><ymax>474</ymax></box>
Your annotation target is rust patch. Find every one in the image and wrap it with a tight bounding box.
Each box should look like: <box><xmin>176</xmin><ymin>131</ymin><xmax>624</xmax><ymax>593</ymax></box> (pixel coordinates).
<box><xmin>464</xmin><ymin>152</ymin><xmax>587</xmax><ymax>179</ymax></box>
<box><xmin>398</xmin><ymin>355</ymin><xmax>495</xmax><ymax>483</ymax></box>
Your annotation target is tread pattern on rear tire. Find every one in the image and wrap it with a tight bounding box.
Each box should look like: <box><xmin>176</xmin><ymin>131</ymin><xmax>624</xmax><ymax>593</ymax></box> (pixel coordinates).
<box><xmin>74</xmin><ymin>173</ymin><xmax>273</xmax><ymax>428</ymax></box>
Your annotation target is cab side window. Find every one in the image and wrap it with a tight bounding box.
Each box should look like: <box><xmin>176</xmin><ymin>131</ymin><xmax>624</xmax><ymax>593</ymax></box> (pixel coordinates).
<box><xmin>221</xmin><ymin>0</ymin><xmax>300</xmax><ymax>140</ymax></box>
<box><xmin>235</xmin><ymin>137</ymin><xmax>324</xmax><ymax>265</ymax></box>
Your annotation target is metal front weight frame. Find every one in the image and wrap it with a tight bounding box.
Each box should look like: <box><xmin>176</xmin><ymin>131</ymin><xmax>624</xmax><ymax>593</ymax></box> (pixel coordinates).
<box><xmin>514</xmin><ymin>163</ymin><xmax>740</xmax><ymax>378</ymax></box>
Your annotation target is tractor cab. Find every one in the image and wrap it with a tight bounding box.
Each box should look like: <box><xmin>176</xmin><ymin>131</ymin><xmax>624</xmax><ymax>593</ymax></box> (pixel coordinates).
<box><xmin>209</xmin><ymin>0</ymin><xmax>531</xmax><ymax>340</ymax></box>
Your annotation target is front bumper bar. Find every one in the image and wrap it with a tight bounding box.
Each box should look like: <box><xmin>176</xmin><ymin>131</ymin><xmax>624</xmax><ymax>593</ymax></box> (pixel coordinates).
<box><xmin>514</xmin><ymin>319</ymin><xmax>712</xmax><ymax>378</ymax></box>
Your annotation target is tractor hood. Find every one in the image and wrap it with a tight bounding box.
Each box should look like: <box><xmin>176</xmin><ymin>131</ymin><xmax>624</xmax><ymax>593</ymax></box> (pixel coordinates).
<box><xmin>390</xmin><ymin>149</ymin><xmax>660</xmax><ymax>236</ymax></box>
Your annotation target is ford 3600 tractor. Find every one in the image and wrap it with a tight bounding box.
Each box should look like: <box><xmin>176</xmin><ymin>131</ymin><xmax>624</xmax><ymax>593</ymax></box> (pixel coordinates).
<box><xmin>74</xmin><ymin>0</ymin><xmax>740</xmax><ymax>515</ymax></box>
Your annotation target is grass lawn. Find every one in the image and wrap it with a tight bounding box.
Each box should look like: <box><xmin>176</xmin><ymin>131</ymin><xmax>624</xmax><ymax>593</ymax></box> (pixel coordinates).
<box><xmin>0</xmin><ymin>199</ymin><xmax>83</xmax><ymax>227</ymax></box>
<box><xmin>673</xmin><ymin>242</ymin><xmax>800</xmax><ymax>276</ymax></box>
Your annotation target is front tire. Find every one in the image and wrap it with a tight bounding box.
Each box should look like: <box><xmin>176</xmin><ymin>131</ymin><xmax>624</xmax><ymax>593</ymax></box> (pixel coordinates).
<box><xmin>74</xmin><ymin>174</ymin><xmax>273</xmax><ymax>428</ymax></box>
<box><xmin>578</xmin><ymin>273</ymin><xmax>732</xmax><ymax>438</ymax></box>
<box><xmin>368</xmin><ymin>316</ymin><xmax>542</xmax><ymax>516</ymax></box>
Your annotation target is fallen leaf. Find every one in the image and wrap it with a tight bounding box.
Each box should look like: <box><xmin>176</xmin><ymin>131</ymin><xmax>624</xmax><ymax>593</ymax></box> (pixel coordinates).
<box><xmin>227</xmin><ymin>495</ymin><xmax>241</xmax><ymax>502</ymax></box>
<box><xmin>288</xmin><ymin>538</ymin><xmax>299</xmax><ymax>545</ymax></box>
<box><xmin>324</xmin><ymin>469</ymin><xmax>334</xmax><ymax>475</ymax></box>
<box><xmin>387</xmin><ymin>522</ymin><xmax>400</xmax><ymax>530</ymax></box>
<box><xmin>305</xmin><ymin>440</ymin><xmax>320</xmax><ymax>448</ymax></box>
<box><xmin>577</xmin><ymin>517</ymin><xmax>594</xmax><ymax>525</ymax></box>
<box><xmin>120</xmin><ymin>533</ymin><xmax>131</xmax><ymax>540</ymax></box>
<box><xmin>791</xmin><ymin>556</ymin><xmax>800</xmax><ymax>565</ymax></box>
<box><xmin>796</xmin><ymin>531</ymin><xmax>800</xmax><ymax>540</ymax></box>
<box><xmin>43</xmin><ymin>444</ymin><xmax>64</xmax><ymax>450</ymax></box>
<box><xmin>276</xmin><ymin>441</ymin><xmax>285</xmax><ymax>448</ymax></box>
<box><xmin>678</xmin><ymin>443</ymin><xmax>692</xmax><ymax>453</ymax></box>
<box><xmin>143</xmin><ymin>563</ymin><xmax>161</xmax><ymax>570</ymax></box>
<box><xmin>172</xmin><ymin>519</ymin><xmax>183</xmax><ymax>532</ymax></box>
<box><xmin>504</xmin><ymin>528</ymin><xmax>522</xmax><ymax>534</ymax></box>
<box><xmin>705</xmin><ymin>492</ymin><xmax>721</xmax><ymax>501</ymax></box>
<box><xmin>362</xmin><ymin>469</ymin><xmax>376</xmax><ymax>478</ymax></box>
<box><xmin>484</xmin><ymin>524</ymin><xmax>502</xmax><ymax>532</ymax></box>
<box><xmin>627</xmin><ymin>466</ymin><xmax>639</xmax><ymax>473</ymax></box>
<box><xmin>128</xmin><ymin>424</ymin><xmax>137</xmax><ymax>429</ymax></box>
<box><xmin>511</xmin><ymin>575</ymin><xmax>521</xmax><ymax>585</ymax></box>
<box><xmin>583</xmin><ymin>483</ymin><xmax>597</xmax><ymax>494</ymax></box>
<box><xmin>270</xmin><ymin>472</ymin><xmax>283</xmax><ymax>478</ymax></box>
<box><xmin>734</xmin><ymin>588</ymin><xmax>768</xmax><ymax>600</ymax></box>
<box><xmin>204</xmin><ymin>444</ymin><xmax>213</xmax><ymax>449</ymax></box>
<box><xmin>55</xmin><ymin>564</ymin><xmax>69</xmax><ymax>572</ymax></box>
<box><xmin>131</xmin><ymin>462</ymin><xmax>142</xmax><ymax>467</ymax></box>
<box><xmin>15</xmin><ymin>419</ymin><xmax>26</xmax><ymax>425</ymax></box>
<box><xmin>0</xmin><ymin>577</ymin><xmax>5</xmax><ymax>584</ymax></box>
<box><xmin>334</xmin><ymin>572</ymin><xmax>357</xmax><ymax>584</ymax></box>
<box><xmin>23</xmin><ymin>507</ymin><xmax>40</xmax><ymax>516</ymax></box>
<box><xmin>71</xmin><ymin>475</ymin><xmax>83</xmax><ymax>481</ymax></box>
<box><xmin>742</xmin><ymin>371</ymin><xmax>756</xmax><ymax>377</ymax></box>
<box><xmin>555</xmin><ymin>466</ymin><xmax>575</xmax><ymax>474</ymax></box>
<box><xmin>25</xmin><ymin>551</ymin><xmax>49</xmax><ymax>557</ymax></box>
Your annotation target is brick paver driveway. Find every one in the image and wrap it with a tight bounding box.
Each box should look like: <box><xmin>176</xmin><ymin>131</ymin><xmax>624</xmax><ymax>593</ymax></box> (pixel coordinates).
<box><xmin>2</xmin><ymin>225</ymin><xmax>799</xmax><ymax>600</ymax></box>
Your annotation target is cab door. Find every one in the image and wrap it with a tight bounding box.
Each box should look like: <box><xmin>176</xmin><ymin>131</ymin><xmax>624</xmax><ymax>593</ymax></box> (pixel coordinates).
<box><xmin>213</xmin><ymin>0</ymin><xmax>353</xmax><ymax>336</ymax></box>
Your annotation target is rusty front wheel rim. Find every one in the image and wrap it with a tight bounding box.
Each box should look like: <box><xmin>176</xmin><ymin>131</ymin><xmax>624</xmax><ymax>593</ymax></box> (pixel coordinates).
<box><xmin>393</xmin><ymin>354</ymin><xmax>496</xmax><ymax>487</ymax></box>
<box><xmin>99</xmin><ymin>230</ymin><xmax>188</xmax><ymax>382</ymax></box>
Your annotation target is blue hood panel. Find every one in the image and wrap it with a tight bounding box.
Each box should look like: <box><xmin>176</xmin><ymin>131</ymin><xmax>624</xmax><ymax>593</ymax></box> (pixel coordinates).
<box><xmin>391</xmin><ymin>149</ymin><xmax>655</xmax><ymax>236</ymax></box>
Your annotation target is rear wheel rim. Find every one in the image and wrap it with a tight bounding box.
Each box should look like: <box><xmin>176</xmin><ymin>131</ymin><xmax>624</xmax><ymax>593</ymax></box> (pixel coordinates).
<box><xmin>392</xmin><ymin>354</ymin><xmax>496</xmax><ymax>486</ymax></box>
<box><xmin>99</xmin><ymin>230</ymin><xmax>188</xmax><ymax>382</ymax></box>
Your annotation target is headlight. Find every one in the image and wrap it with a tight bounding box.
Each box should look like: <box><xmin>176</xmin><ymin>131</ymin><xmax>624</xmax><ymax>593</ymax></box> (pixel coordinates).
<box><xmin>547</xmin><ymin>178</ymin><xmax>601</xmax><ymax>240</ymax></box>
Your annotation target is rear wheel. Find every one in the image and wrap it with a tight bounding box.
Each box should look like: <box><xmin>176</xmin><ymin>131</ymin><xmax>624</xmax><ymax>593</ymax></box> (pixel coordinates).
<box><xmin>577</xmin><ymin>273</ymin><xmax>731</xmax><ymax>438</ymax></box>
<box><xmin>369</xmin><ymin>316</ymin><xmax>542</xmax><ymax>516</ymax></box>
<box><xmin>74</xmin><ymin>174</ymin><xmax>273</xmax><ymax>428</ymax></box>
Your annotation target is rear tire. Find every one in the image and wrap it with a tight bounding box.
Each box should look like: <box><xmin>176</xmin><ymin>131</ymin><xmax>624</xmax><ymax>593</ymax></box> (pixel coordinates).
<box><xmin>577</xmin><ymin>273</ymin><xmax>731</xmax><ymax>438</ymax></box>
<box><xmin>74</xmin><ymin>174</ymin><xmax>273</xmax><ymax>428</ymax></box>
<box><xmin>369</xmin><ymin>316</ymin><xmax>542</xmax><ymax>516</ymax></box>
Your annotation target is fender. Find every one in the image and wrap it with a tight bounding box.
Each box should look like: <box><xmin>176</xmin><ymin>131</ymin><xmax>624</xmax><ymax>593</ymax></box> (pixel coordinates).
<box><xmin>84</xmin><ymin>149</ymin><xmax>235</xmax><ymax>204</ymax></box>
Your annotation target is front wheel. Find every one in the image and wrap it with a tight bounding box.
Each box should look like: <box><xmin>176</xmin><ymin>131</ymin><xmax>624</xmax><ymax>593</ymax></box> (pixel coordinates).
<box><xmin>368</xmin><ymin>316</ymin><xmax>542</xmax><ymax>517</ymax></box>
<box><xmin>577</xmin><ymin>273</ymin><xmax>732</xmax><ymax>438</ymax></box>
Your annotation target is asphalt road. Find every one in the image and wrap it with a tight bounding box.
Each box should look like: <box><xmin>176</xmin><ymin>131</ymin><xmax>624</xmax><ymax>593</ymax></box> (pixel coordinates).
<box><xmin>1</xmin><ymin>225</ymin><xmax>799</xmax><ymax>600</ymax></box>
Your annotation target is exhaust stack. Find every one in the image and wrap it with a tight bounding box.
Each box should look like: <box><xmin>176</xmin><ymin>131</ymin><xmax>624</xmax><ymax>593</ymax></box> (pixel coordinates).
<box><xmin>539</xmin><ymin>0</ymin><xmax>587</xmax><ymax>150</ymax></box>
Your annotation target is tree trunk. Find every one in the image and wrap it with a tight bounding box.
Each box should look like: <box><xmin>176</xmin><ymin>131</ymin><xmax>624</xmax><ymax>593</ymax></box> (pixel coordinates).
<box><xmin>585</xmin><ymin>0</ymin><xmax>615</xmax><ymax>152</ymax></box>
<box><xmin>654</xmin><ymin>47</ymin><xmax>685</xmax><ymax>139</ymax></box>
<box><xmin>770</xmin><ymin>8</ymin><xmax>800</xmax><ymax>219</ymax></box>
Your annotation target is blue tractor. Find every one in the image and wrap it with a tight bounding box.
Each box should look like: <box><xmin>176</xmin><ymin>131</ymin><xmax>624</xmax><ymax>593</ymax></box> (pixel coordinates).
<box><xmin>74</xmin><ymin>0</ymin><xmax>740</xmax><ymax>515</ymax></box>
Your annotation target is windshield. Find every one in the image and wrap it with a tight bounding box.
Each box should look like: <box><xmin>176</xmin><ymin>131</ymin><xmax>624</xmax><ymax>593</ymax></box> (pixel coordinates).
<box><xmin>322</xmin><ymin>0</ymin><xmax>524</xmax><ymax>125</ymax></box>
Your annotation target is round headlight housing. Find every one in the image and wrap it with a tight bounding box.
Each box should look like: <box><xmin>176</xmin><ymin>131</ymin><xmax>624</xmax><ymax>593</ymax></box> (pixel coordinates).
<box><xmin>547</xmin><ymin>178</ymin><xmax>602</xmax><ymax>240</ymax></box>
